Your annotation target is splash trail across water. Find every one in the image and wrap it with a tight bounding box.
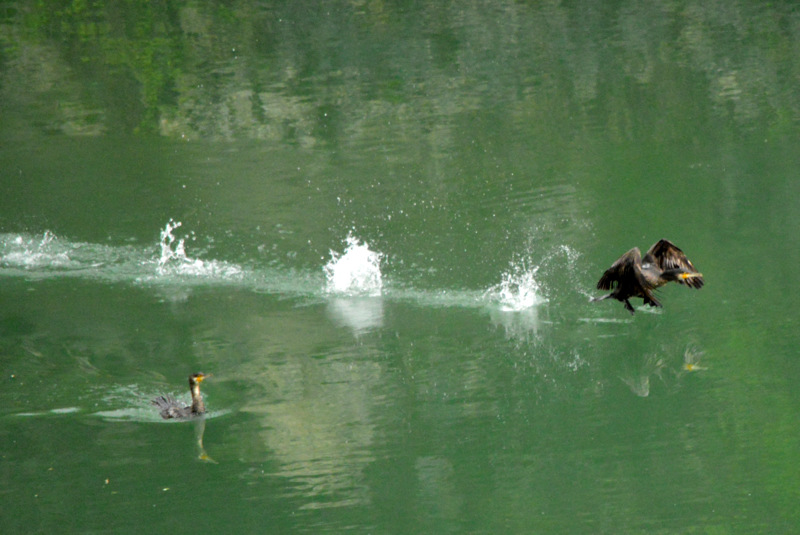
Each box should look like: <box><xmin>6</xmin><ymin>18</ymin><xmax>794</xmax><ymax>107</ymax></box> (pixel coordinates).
<box><xmin>0</xmin><ymin>223</ymin><xmax>567</xmax><ymax>314</ymax></box>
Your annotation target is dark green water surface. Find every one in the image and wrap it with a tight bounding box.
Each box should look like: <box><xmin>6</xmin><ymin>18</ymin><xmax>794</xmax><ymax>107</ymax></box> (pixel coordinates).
<box><xmin>2</xmin><ymin>2</ymin><xmax>800</xmax><ymax>533</ymax></box>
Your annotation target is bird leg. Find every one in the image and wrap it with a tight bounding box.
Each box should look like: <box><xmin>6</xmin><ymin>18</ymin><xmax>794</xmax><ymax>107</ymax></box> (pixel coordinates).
<box><xmin>623</xmin><ymin>299</ymin><xmax>635</xmax><ymax>314</ymax></box>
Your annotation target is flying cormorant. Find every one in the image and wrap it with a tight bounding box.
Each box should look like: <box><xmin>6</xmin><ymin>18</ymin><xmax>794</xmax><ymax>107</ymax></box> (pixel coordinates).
<box><xmin>592</xmin><ymin>239</ymin><xmax>703</xmax><ymax>314</ymax></box>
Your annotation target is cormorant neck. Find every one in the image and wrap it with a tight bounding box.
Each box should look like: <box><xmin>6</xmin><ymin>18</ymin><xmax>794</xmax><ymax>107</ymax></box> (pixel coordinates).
<box><xmin>190</xmin><ymin>383</ymin><xmax>205</xmax><ymax>414</ymax></box>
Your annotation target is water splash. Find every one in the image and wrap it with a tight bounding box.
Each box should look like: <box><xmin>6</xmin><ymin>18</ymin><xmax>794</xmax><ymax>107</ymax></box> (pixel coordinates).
<box><xmin>91</xmin><ymin>382</ymin><xmax>228</xmax><ymax>422</ymax></box>
<box><xmin>1</xmin><ymin>231</ymin><xmax>77</xmax><ymax>270</ymax></box>
<box><xmin>157</xmin><ymin>219</ymin><xmax>184</xmax><ymax>273</ymax></box>
<box><xmin>485</xmin><ymin>257</ymin><xmax>547</xmax><ymax>312</ymax></box>
<box><xmin>0</xmin><ymin>225</ymin><xmax>573</xmax><ymax>315</ymax></box>
<box><xmin>324</xmin><ymin>234</ymin><xmax>383</xmax><ymax>296</ymax></box>
<box><xmin>154</xmin><ymin>220</ymin><xmax>242</xmax><ymax>280</ymax></box>
<box><xmin>483</xmin><ymin>256</ymin><xmax>547</xmax><ymax>340</ymax></box>
<box><xmin>0</xmin><ymin>230</ymin><xmax>152</xmax><ymax>281</ymax></box>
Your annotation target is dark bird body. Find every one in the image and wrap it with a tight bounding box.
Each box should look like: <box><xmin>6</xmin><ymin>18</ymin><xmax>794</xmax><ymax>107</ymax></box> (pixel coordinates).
<box><xmin>592</xmin><ymin>239</ymin><xmax>703</xmax><ymax>314</ymax></box>
<box><xmin>152</xmin><ymin>373</ymin><xmax>209</xmax><ymax>419</ymax></box>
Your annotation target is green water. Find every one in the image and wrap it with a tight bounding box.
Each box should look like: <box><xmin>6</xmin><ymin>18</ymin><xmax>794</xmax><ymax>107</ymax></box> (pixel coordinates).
<box><xmin>2</xmin><ymin>1</ymin><xmax>800</xmax><ymax>533</ymax></box>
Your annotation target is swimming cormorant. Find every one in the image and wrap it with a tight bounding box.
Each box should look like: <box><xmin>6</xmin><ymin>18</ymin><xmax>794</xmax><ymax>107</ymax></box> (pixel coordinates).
<box><xmin>152</xmin><ymin>373</ymin><xmax>209</xmax><ymax>419</ymax></box>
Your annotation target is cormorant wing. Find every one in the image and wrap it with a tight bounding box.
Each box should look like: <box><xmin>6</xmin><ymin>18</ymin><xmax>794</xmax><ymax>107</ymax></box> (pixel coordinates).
<box><xmin>597</xmin><ymin>247</ymin><xmax>643</xmax><ymax>290</ymax></box>
<box><xmin>646</xmin><ymin>239</ymin><xmax>704</xmax><ymax>288</ymax></box>
<box><xmin>152</xmin><ymin>395</ymin><xmax>190</xmax><ymax>419</ymax></box>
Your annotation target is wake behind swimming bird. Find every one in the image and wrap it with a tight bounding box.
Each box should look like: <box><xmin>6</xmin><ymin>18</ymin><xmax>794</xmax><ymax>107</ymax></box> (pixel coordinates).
<box><xmin>324</xmin><ymin>234</ymin><xmax>383</xmax><ymax>296</ymax></box>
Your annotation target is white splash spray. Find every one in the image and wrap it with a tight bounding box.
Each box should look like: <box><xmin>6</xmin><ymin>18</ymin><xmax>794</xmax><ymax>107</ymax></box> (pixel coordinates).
<box><xmin>486</xmin><ymin>257</ymin><xmax>547</xmax><ymax>312</ymax></box>
<box><xmin>155</xmin><ymin>220</ymin><xmax>242</xmax><ymax>279</ymax></box>
<box><xmin>324</xmin><ymin>233</ymin><xmax>383</xmax><ymax>296</ymax></box>
<box><xmin>484</xmin><ymin>256</ymin><xmax>547</xmax><ymax>340</ymax></box>
<box><xmin>1</xmin><ymin>231</ymin><xmax>74</xmax><ymax>269</ymax></box>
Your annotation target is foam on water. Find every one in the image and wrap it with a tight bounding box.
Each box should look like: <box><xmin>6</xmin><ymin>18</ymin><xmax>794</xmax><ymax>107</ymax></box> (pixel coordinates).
<box><xmin>324</xmin><ymin>233</ymin><xmax>383</xmax><ymax>297</ymax></box>
<box><xmin>1</xmin><ymin>231</ymin><xmax>78</xmax><ymax>270</ymax></box>
<box><xmin>0</xmin><ymin>230</ymin><xmax>145</xmax><ymax>280</ymax></box>
<box><xmin>0</xmin><ymin>222</ymin><xmax>245</xmax><ymax>286</ymax></box>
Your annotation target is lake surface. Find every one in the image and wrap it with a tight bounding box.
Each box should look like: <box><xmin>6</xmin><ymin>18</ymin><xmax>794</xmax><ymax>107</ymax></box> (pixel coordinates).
<box><xmin>2</xmin><ymin>1</ymin><xmax>800</xmax><ymax>533</ymax></box>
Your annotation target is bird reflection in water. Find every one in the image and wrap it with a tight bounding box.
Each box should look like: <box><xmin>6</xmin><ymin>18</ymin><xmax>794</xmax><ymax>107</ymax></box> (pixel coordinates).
<box><xmin>619</xmin><ymin>353</ymin><xmax>666</xmax><ymax>397</ymax></box>
<box><xmin>681</xmin><ymin>345</ymin><xmax>708</xmax><ymax>372</ymax></box>
<box><xmin>193</xmin><ymin>417</ymin><xmax>216</xmax><ymax>463</ymax></box>
<box><xmin>619</xmin><ymin>344</ymin><xmax>708</xmax><ymax>397</ymax></box>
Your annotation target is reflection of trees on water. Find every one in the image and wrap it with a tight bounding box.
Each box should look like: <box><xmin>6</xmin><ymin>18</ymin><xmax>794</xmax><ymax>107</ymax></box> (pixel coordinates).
<box><xmin>247</xmin><ymin>363</ymin><xmax>380</xmax><ymax>510</ymax></box>
<box><xmin>189</xmin><ymin>304</ymin><xmax>383</xmax><ymax>509</ymax></box>
<box><xmin>1</xmin><ymin>1</ymin><xmax>797</xmax><ymax>139</ymax></box>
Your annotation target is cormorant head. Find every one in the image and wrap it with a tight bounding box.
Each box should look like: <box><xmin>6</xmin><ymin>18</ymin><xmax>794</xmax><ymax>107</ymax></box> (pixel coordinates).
<box><xmin>660</xmin><ymin>269</ymin><xmax>704</xmax><ymax>284</ymax></box>
<box><xmin>189</xmin><ymin>372</ymin><xmax>210</xmax><ymax>387</ymax></box>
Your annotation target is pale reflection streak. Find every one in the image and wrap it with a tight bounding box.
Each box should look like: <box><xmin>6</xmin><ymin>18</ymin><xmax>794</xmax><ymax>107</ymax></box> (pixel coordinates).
<box><xmin>415</xmin><ymin>456</ymin><xmax>462</xmax><ymax>524</ymax></box>
<box><xmin>226</xmin><ymin>300</ymin><xmax>383</xmax><ymax>510</ymax></box>
<box><xmin>243</xmin><ymin>357</ymin><xmax>381</xmax><ymax>510</ymax></box>
<box><xmin>326</xmin><ymin>297</ymin><xmax>384</xmax><ymax>335</ymax></box>
<box><xmin>488</xmin><ymin>307</ymin><xmax>541</xmax><ymax>342</ymax></box>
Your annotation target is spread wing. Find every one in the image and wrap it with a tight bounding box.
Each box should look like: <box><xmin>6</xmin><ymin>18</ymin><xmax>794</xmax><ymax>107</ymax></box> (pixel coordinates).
<box><xmin>597</xmin><ymin>247</ymin><xmax>644</xmax><ymax>290</ymax></box>
<box><xmin>152</xmin><ymin>395</ymin><xmax>189</xmax><ymax>419</ymax></box>
<box><xmin>646</xmin><ymin>239</ymin><xmax>704</xmax><ymax>289</ymax></box>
